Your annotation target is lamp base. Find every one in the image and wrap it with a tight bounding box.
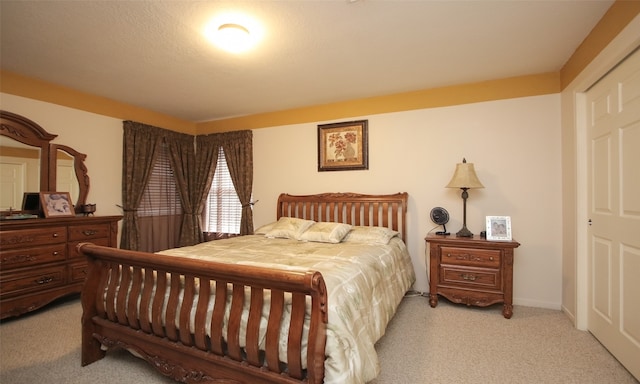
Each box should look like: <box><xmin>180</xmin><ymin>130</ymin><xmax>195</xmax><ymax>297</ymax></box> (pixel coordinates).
<box><xmin>456</xmin><ymin>226</ymin><xmax>474</xmax><ymax>237</ymax></box>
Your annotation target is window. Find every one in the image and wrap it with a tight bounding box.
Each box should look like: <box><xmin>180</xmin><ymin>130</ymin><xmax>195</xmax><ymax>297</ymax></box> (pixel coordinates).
<box><xmin>205</xmin><ymin>147</ymin><xmax>242</xmax><ymax>234</ymax></box>
<box><xmin>138</xmin><ymin>142</ymin><xmax>182</xmax><ymax>217</ymax></box>
<box><xmin>137</xmin><ymin>141</ymin><xmax>182</xmax><ymax>252</ymax></box>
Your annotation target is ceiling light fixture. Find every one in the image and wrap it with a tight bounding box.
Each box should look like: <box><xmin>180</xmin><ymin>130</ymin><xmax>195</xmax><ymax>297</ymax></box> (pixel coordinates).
<box><xmin>215</xmin><ymin>23</ymin><xmax>251</xmax><ymax>53</ymax></box>
<box><xmin>204</xmin><ymin>15</ymin><xmax>262</xmax><ymax>54</ymax></box>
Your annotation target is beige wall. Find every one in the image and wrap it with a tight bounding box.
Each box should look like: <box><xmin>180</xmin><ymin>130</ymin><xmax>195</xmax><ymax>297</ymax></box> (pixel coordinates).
<box><xmin>252</xmin><ymin>94</ymin><xmax>563</xmax><ymax>308</ymax></box>
<box><xmin>1</xmin><ymin>90</ymin><xmax>564</xmax><ymax>309</ymax></box>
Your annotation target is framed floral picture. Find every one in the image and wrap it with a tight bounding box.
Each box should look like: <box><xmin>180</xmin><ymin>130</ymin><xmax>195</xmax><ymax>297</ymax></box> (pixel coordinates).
<box><xmin>40</xmin><ymin>192</ymin><xmax>74</xmax><ymax>218</ymax></box>
<box><xmin>486</xmin><ymin>216</ymin><xmax>512</xmax><ymax>241</ymax></box>
<box><xmin>318</xmin><ymin>120</ymin><xmax>368</xmax><ymax>171</ymax></box>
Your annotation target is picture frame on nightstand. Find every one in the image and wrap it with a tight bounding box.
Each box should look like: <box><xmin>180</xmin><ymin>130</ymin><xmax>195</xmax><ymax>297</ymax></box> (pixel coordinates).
<box><xmin>486</xmin><ymin>216</ymin><xmax>512</xmax><ymax>241</ymax></box>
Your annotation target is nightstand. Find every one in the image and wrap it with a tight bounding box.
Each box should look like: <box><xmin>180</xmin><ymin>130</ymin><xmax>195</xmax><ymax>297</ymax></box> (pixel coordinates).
<box><xmin>425</xmin><ymin>234</ymin><xmax>520</xmax><ymax>319</ymax></box>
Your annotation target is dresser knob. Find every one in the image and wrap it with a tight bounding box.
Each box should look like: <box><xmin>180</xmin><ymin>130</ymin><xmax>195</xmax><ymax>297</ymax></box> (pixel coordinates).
<box><xmin>490</xmin><ymin>256</ymin><xmax>494</xmax><ymax>261</ymax></box>
<box><xmin>461</xmin><ymin>273</ymin><xmax>477</xmax><ymax>281</ymax></box>
<box><xmin>52</xmin><ymin>233</ymin><xmax>59</xmax><ymax>238</ymax></box>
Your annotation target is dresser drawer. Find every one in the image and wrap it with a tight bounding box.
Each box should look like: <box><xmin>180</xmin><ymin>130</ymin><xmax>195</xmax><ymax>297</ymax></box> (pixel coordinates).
<box><xmin>68</xmin><ymin>237</ymin><xmax>110</xmax><ymax>259</ymax></box>
<box><xmin>69</xmin><ymin>262</ymin><xmax>89</xmax><ymax>283</ymax></box>
<box><xmin>440</xmin><ymin>265</ymin><xmax>501</xmax><ymax>290</ymax></box>
<box><xmin>440</xmin><ymin>246</ymin><xmax>501</xmax><ymax>268</ymax></box>
<box><xmin>0</xmin><ymin>227</ymin><xmax>67</xmax><ymax>250</ymax></box>
<box><xmin>0</xmin><ymin>244</ymin><xmax>67</xmax><ymax>269</ymax></box>
<box><xmin>0</xmin><ymin>265</ymin><xmax>66</xmax><ymax>298</ymax></box>
<box><xmin>68</xmin><ymin>223</ymin><xmax>111</xmax><ymax>241</ymax></box>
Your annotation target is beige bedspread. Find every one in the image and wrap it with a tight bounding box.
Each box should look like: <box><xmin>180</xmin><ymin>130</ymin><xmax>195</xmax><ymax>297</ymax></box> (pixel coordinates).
<box><xmin>156</xmin><ymin>234</ymin><xmax>415</xmax><ymax>384</ymax></box>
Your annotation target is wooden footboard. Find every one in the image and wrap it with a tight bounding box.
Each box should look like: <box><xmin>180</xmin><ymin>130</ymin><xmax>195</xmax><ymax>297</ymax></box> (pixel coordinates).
<box><xmin>79</xmin><ymin>242</ymin><xmax>328</xmax><ymax>384</ymax></box>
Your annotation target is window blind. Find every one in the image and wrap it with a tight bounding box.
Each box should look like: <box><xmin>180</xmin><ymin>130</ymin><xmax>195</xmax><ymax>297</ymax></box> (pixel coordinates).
<box><xmin>205</xmin><ymin>147</ymin><xmax>241</xmax><ymax>234</ymax></box>
<box><xmin>138</xmin><ymin>142</ymin><xmax>182</xmax><ymax>217</ymax></box>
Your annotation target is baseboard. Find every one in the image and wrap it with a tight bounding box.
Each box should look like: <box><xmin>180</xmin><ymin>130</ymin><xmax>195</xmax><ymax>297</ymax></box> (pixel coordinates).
<box><xmin>561</xmin><ymin>305</ymin><xmax>577</xmax><ymax>325</ymax></box>
<box><xmin>513</xmin><ymin>298</ymin><xmax>561</xmax><ymax>310</ymax></box>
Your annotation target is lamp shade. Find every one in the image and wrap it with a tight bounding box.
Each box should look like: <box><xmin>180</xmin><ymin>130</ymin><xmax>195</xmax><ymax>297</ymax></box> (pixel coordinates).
<box><xmin>445</xmin><ymin>158</ymin><xmax>484</xmax><ymax>189</ymax></box>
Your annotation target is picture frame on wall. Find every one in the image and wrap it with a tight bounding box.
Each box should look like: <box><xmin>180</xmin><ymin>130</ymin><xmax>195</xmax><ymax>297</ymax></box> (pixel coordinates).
<box><xmin>486</xmin><ymin>216</ymin><xmax>512</xmax><ymax>241</ymax></box>
<box><xmin>40</xmin><ymin>192</ymin><xmax>74</xmax><ymax>218</ymax></box>
<box><xmin>318</xmin><ymin>120</ymin><xmax>368</xmax><ymax>171</ymax></box>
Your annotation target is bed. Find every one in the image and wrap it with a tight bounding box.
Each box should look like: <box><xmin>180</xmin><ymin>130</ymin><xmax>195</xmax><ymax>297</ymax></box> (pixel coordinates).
<box><xmin>80</xmin><ymin>192</ymin><xmax>415</xmax><ymax>384</ymax></box>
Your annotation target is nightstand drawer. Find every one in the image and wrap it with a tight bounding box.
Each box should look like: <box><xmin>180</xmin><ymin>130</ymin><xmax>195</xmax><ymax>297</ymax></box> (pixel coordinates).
<box><xmin>440</xmin><ymin>266</ymin><xmax>501</xmax><ymax>290</ymax></box>
<box><xmin>440</xmin><ymin>246</ymin><xmax>501</xmax><ymax>268</ymax></box>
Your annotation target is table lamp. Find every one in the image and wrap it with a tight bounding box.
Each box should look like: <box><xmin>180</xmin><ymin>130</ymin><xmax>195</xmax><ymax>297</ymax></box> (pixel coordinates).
<box><xmin>446</xmin><ymin>158</ymin><xmax>484</xmax><ymax>237</ymax></box>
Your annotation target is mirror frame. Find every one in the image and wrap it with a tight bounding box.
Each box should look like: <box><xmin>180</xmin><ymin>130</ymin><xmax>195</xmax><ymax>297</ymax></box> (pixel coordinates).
<box><xmin>50</xmin><ymin>144</ymin><xmax>90</xmax><ymax>213</ymax></box>
<box><xmin>0</xmin><ymin>110</ymin><xmax>90</xmax><ymax>214</ymax></box>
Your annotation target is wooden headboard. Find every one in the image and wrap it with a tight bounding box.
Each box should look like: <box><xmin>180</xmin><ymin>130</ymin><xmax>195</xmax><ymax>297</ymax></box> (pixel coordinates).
<box><xmin>277</xmin><ymin>192</ymin><xmax>409</xmax><ymax>244</ymax></box>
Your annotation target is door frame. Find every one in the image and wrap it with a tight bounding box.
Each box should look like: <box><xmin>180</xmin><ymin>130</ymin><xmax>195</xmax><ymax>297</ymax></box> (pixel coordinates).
<box><xmin>571</xmin><ymin>18</ymin><xmax>640</xmax><ymax>330</ymax></box>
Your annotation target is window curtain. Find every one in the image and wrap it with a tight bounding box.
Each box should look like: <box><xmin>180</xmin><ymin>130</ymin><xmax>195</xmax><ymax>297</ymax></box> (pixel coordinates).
<box><xmin>197</xmin><ymin>130</ymin><xmax>253</xmax><ymax>236</ymax></box>
<box><xmin>120</xmin><ymin>122</ymin><xmax>163</xmax><ymax>250</ymax></box>
<box><xmin>163</xmin><ymin>130</ymin><xmax>220</xmax><ymax>247</ymax></box>
<box><xmin>221</xmin><ymin>130</ymin><xmax>254</xmax><ymax>235</ymax></box>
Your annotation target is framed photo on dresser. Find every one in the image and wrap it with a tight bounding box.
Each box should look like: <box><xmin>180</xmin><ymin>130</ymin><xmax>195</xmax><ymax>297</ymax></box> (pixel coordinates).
<box><xmin>40</xmin><ymin>192</ymin><xmax>74</xmax><ymax>218</ymax></box>
<box><xmin>486</xmin><ymin>216</ymin><xmax>512</xmax><ymax>241</ymax></box>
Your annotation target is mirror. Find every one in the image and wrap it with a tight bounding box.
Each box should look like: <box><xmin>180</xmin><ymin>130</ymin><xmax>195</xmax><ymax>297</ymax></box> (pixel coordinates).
<box><xmin>0</xmin><ymin>111</ymin><xmax>90</xmax><ymax>215</ymax></box>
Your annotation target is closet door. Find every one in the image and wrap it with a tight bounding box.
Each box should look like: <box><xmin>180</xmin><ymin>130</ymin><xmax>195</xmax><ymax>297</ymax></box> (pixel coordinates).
<box><xmin>586</xmin><ymin>48</ymin><xmax>640</xmax><ymax>380</ymax></box>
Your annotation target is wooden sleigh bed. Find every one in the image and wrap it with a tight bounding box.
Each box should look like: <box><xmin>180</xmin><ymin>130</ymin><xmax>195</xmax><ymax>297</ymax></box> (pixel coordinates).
<box><xmin>80</xmin><ymin>192</ymin><xmax>414</xmax><ymax>384</ymax></box>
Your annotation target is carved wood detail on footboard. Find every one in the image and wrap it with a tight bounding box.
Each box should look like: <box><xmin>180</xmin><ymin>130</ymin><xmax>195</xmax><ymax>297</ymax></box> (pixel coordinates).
<box><xmin>79</xmin><ymin>243</ymin><xmax>328</xmax><ymax>384</ymax></box>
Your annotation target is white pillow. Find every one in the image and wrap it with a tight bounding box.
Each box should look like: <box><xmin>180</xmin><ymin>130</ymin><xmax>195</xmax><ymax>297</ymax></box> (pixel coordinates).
<box><xmin>341</xmin><ymin>226</ymin><xmax>399</xmax><ymax>245</ymax></box>
<box><xmin>254</xmin><ymin>221</ymin><xmax>277</xmax><ymax>235</ymax></box>
<box><xmin>264</xmin><ymin>217</ymin><xmax>315</xmax><ymax>240</ymax></box>
<box><xmin>299</xmin><ymin>222</ymin><xmax>352</xmax><ymax>244</ymax></box>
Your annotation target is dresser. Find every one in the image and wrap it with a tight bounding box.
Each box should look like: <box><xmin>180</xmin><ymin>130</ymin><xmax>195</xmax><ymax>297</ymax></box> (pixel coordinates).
<box><xmin>0</xmin><ymin>215</ymin><xmax>121</xmax><ymax>319</ymax></box>
<box><xmin>426</xmin><ymin>234</ymin><xmax>520</xmax><ymax>318</ymax></box>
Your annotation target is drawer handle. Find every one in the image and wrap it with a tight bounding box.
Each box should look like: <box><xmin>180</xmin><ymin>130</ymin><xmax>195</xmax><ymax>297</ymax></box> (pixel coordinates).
<box><xmin>52</xmin><ymin>233</ymin><xmax>59</xmax><ymax>238</ymax></box>
<box><xmin>82</xmin><ymin>230</ymin><xmax>98</xmax><ymax>236</ymax></box>
<box><xmin>447</xmin><ymin>253</ymin><xmax>481</xmax><ymax>262</ymax></box>
<box><xmin>35</xmin><ymin>276</ymin><xmax>55</xmax><ymax>284</ymax></box>
<box><xmin>461</xmin><ymin>273</ymin><xmax>477</xmax><ymax>281</ymax></box>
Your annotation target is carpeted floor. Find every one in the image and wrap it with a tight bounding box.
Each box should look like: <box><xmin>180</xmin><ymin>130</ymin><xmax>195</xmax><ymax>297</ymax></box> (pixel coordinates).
<box><xmin>0</xmin><ymin>294</ymin><xmax>636</xmax><ymax>384</ymax></box>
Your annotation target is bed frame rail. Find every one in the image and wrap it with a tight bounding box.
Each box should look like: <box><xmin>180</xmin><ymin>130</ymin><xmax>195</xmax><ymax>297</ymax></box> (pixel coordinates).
<box><xmin>79</xmin><ymin>242</ymin><xmax>328</xmax><ymax>384</ymax></box>
<box><xmin>277</xmin><ymin>192</ymin><xmax>408</xmax><ymax>243</ymax></box>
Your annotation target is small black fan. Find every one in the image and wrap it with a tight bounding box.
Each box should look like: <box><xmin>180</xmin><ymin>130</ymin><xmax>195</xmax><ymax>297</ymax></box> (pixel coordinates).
<box><xmin>430</xmin><ymin>207</ymin><xmax>450</xmax><ymax>235</ymax></box>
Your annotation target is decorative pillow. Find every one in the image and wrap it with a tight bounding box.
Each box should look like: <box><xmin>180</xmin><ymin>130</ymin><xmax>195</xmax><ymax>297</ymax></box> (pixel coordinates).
<box><xmin>264</xmin><ymin>217</ymin><xmax>315</xmax><ymax>240</ymax></box>
<box><xmin>254</xmin><ymin>221</ymin><xmax>277</xmax><ymax>235</ymax></box>
<box><xmin>299</xmin><ymin>222</ymin><xmax>352</xmax><ymax>244</ymax></box>
<box><xmin>341</xmin><ymin>226</ymin><xmax>399</xmax><ymax>245</ymax></box>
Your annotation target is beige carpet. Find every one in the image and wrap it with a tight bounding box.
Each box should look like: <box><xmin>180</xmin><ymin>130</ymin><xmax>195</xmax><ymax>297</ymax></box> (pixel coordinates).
<box><xmin>0</xmin><ymin>295</ymin><xmax>636</xmax><ymax>384</ymax></box>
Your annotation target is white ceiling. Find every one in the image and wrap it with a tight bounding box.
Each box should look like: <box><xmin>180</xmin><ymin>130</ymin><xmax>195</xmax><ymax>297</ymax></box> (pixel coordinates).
<box><xmin>0</xmin><ymin>0</ymin><xmax>614</xmax><ymax>123</ymax></box>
